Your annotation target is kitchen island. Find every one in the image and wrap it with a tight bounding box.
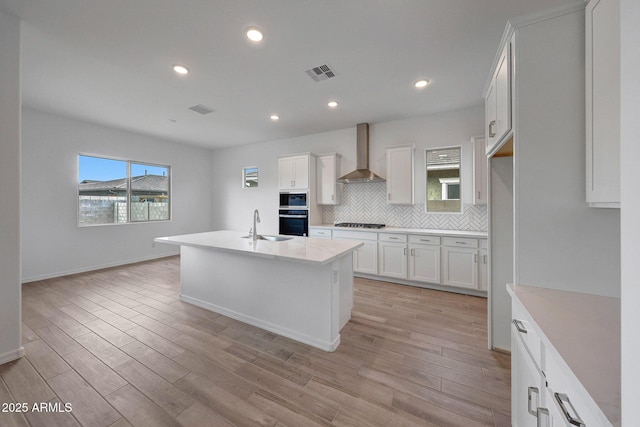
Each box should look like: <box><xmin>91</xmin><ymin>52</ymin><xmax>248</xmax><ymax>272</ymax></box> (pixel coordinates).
<box><xmin>154</xmin><ymin>230</ymin><xmax>363</xmax><ymax>351</ymax></box>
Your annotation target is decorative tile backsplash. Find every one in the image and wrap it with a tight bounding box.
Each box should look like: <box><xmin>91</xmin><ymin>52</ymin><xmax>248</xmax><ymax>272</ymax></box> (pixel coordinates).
<box><xmin>321</xmin><ymin>182</ymin><xmax>487</xmax><ymax>231</ymax></box>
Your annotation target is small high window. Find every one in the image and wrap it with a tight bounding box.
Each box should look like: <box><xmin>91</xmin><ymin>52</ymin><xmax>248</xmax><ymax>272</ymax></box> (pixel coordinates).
<box><xmin>78</xmin><ymin>155</ymin><xmax>170</xmax><ymax>226</ymax></box>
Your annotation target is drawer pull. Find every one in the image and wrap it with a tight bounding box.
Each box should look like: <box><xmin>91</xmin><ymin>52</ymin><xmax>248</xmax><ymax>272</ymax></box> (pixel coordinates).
<box><xmin>528</xmin><ymin>386</ymin><xmax>539</xmax><ymax>417</ymax></box>
<box><xmin>554</xmin><ymin>393</ymin><xmax>585</xmax><ymax>427</ymax></box>
<box><xmin>389</xmin><ymin>237</ymin><xmax>399</xmax><ymax>240</ymax></box>
<box><xmin>513</xmin><ymin>319</ymin><xmax>527</xmax><ymax>334</ymax></box>
<box><xmin>420</xmin><ymin>239</ymin><xmax>431</xmax><ymax>242</ymax></box>
<box><xmin>455</xmin><ymin>241</ymin><xmax>467</xmax><ymax>244</ymax></box>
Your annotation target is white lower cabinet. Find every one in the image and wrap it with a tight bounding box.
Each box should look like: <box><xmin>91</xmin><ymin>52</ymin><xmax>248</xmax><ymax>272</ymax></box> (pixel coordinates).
<box><xmin>332</xmin><ymin>229</ymin><xmax>378</xmax><ymax>275</ymax></box>
<box><xmin>408</xmin><ymin>235</ymin><xmax>441</xmax><ymax>284</ymax></box>
<box><xmin>310</xmin><ymin>227</ymin><xmax>487</xmax><ymax>294</ymax></box>
<box><xmin>512</xmin><ymin>326</ymin><xmax>544</xmax><ymax>427</ymax></box>
<box><xmin>378</xmin><ymin>240</ymin><xmax>407</xmax><ymax>279</ymax></box>
<box><xmin>442</xmin><ymin>237</ymin><xmax>479</xmax><ymax>289</ymax></box>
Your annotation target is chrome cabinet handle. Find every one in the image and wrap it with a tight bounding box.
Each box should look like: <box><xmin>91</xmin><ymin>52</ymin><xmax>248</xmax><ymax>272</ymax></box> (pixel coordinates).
<box><xmin>528</xmin><ymin>387</ymin><xmax>539</xmax><ymax>417</ymax></box>
<box><xmin>404</xmin><ymin>248</ymin><xmax>408</xmax><ymax>255</ymax></box>
<box><xmin>474</xmin><ymin>254</ymin><xmax>478</xmax><ymax>262</ymax></box>
<box><xmin>537</xmin><ymin>408</ymin><xmax>550</xmax><ymax>427</ymax></box>
<box><xmin>389</xmin><ymin>237</ymin><xmax>399</xmax><ymax>240</ymax></box>
<box><xmin>455</xmin><ymin>241</ymin><xmax>466</xmax><ymax>244</ymax></box>
<box><xmin>483</xmin><ymin>254</ymin><xmax>487</xmax><ymax>264</ymax></box>
<box><xmin>411</xmin><ymin>248</ymin><xmax>415</xmax><ymax>256</ymax></box>
<box><xmin>489</xmin><ymin>120</ymin><xmax>496</xmax><ymax>137</ymax></box>
<box><xmin>554</xmin><ymin>393</ymin><xmax>585</xmax><ymax>427</ymax></box>
<box><xmin>513</xmin><ymin>319</ymin><xmax>527</xmax><ymax>334</ymax></box>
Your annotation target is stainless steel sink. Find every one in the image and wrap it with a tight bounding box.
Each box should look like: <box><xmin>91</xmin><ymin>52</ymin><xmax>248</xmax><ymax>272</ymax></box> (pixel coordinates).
<box><xmin>241</xmin><ymin>234</ymin><xmax>293</xmax><ymax>242</ymax></box>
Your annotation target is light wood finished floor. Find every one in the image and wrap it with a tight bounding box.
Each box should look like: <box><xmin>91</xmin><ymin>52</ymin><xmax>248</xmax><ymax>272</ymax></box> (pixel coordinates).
<box><xmin>1</xmin><ymin>256</ymin><xmax>511</xmax><ymax>427</ymax></box>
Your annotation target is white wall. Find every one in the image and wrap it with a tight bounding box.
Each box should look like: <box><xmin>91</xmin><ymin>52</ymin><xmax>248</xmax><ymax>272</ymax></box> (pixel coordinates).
<box><xmin>0</xmin><ymin>8</ymin><xmax>24</xmax><ymax>364</ymax></box>
<box><xmin>211</xmin><ymin>106</ymin><xmax>483</xmax><ymax>233</ymax></box>
<box><xmin>21</xmin><ymin>109</ymin><xmax>214</xmax><ymax>282</ymax></box>
<box><xmin>620</xmin><ymin>0</ymin><xmax>640</xmax><ymax>423</ymax></box>
<box><xmin>514</xmin><ymin>10</ymin><xmax>620</xmax><ymax>297</ymax></box>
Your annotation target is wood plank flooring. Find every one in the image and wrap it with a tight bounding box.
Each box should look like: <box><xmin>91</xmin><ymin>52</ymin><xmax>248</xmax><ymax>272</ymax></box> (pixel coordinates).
<box><xmin>1</xmin><ymin>256</ymin><xmax>511</xmax><ymax>426</ymax></box>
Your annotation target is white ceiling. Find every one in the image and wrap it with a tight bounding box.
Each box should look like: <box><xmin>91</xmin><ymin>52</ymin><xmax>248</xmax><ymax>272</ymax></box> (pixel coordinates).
<box><xmin>1</xmin><ymin>0</ymin><xmax>577</xmax><ymax>149</ymax></box>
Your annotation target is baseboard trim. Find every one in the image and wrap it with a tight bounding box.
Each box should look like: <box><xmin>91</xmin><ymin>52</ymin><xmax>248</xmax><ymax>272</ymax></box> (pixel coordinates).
<box><xmin>180</xmin><ymin>294</ymin><xmax>340</xmax><ymax>352</ymax></box>
<box><xmin>0</xmin><ymin>347</ymin><xmax>25</xmax><ymax>365</ymax></box>
<box><xmin>21</xmin><ymin>251</ymin><xmax>179</xmax><ymax>283</ymax></box>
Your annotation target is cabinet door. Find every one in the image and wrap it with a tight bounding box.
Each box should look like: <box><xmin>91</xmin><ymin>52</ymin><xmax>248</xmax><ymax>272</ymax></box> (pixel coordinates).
<box><xmin>292</xmin><ymin>155</ymin><xmax>309</xmax><ymax>189</ymax></box>
<box><xmin>485</xmin><ymin>81</ymin><xmax>497</xmax><ymax>153</ymax></box>
<box><xmin>494</xmin><ymin>43</ymin><xmax>511</xmax><ymax>142</ymax></box>
<box><xmin>317</xmin><ymin>154</ymin><xmax>339</xmax><ymax>205</ymax></box>
<box><xmin>442</xmin><ymin>246</ymin><xmax>478</xmax><ymax>289</ymax></box>
<box><xmin>278</xmin><ymin>157</ymin><xmax>294</xmax><ymax>189</ymax></box>
<box><xmin>472</xmin><ymin>137</ymin><xmax>487</xmax><ymax>205</ymax></box>
<box><xmin>378</xmin><ymin>242</ymin><xmax>407</xmax><ymax>279</ymax></box>
<box><xmin>586</xmin><ymin>0</ymin><xmax>620</xmax><ymax>207</ymax></box>
<box><xmin>354</xmin><ymin>241</ymin><xmax>377</xmax><ymax>274</ymax></box>
<box><xmin>408</xmin><ymin>244</ymin><xmax>440</xmax><ymax>284</ymax></box>
<box><xmin>386</xmin><ymin>146</ymin><xmax>414</xmax><ymax>205</ymax></box>
<box><xmin>512</xmin><ymin>328</ymin><xmax>544</xmax><ymax>427</ymax></box>
<box><xmin>478</xmin><ymin>249</ymin><xmax>488</xmax><ymax>291</ymax></box>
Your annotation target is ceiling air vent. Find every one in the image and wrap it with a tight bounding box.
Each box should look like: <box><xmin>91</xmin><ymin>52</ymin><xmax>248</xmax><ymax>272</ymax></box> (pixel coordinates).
<box><xmin>188</xmin><ymin>104</ymin><xmax>215</xmax><ymax>115</ymax></box>
<box><xmin>305</xmin><ymin>64</ymin><xmax>336</xmax><ymax>82</ymax></box>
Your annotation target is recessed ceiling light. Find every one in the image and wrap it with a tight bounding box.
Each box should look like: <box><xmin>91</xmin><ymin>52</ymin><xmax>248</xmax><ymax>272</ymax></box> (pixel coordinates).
<box><xmin>327</xmin><ymin>101</ymin><xmax>338</xmax><ymax>108</ymax></box>
<box><xmin>414</xmin><ymin>79</ymin><xmax>430</xmax><ymax>88</ymax></box>
<box><xmin>173</xmin><ymin>65</ymin><xmax>189</xmax><ymax>75</ymax></box>
<box><xmin>270</xmin><ymin>114</ymin><xmax>280</xmax><ymax>121</ymax></box>
<box><xmin>246</xmin><ymin>27</ymin><xmax>263</xmax><ymax>42</ymax></box>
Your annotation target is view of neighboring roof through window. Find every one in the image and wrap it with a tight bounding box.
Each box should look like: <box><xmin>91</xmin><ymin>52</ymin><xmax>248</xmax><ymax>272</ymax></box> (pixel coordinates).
<box><xmin>78</xmin><ymin>155</ymin><xmax>170</xmax><ymax>226</ymax></box>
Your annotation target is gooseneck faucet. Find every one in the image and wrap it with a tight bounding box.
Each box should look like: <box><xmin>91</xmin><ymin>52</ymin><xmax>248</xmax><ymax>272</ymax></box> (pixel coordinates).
<box><xmin>252</xmin><ymin>209</ymin><xmax>261</xmax><ymax>243</ymax></box>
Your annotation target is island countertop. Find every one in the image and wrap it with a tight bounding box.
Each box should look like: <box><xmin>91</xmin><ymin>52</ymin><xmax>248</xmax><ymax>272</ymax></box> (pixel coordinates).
<box><xmin>155</xmin><ymin>230</ymin><xmax>363</xmax><ymax>265</ymax></box>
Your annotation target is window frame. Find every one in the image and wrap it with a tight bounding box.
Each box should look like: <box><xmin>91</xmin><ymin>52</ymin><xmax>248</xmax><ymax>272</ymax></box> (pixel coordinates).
<box><xmin>77</xmin><ymin>153</ymin><xmax>172</xmax><ymax>227</ymax></box>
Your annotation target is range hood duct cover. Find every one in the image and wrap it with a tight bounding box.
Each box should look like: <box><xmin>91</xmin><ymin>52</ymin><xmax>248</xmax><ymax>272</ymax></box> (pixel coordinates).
<box><xmin>337</xmin><ymin>123</ymin><xmax>386</xmax><ymax>183</ymax></box>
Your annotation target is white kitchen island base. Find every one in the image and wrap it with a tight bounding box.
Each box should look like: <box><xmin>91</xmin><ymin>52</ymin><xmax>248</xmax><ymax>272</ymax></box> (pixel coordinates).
<box><xmin>155</xmin><ymin>231</ymin><xmax>361</xmax><ymax>352</ymax></box>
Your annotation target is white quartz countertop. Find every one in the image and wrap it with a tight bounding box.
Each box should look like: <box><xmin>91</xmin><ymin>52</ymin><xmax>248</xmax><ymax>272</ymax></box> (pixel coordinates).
<box><xmin>154</xmin><ymin>230</ymin><xmax>363</xmax><ymax>265</ymax></box>
<box><xmin>507</xmin><ymin>284</ymin><xmax>620</xmax><ymax>426</ymax></box>
<box><xmin>311</xmin><ymin>224</ymin><xmax>487</xmax><ymax>238</ymax></box>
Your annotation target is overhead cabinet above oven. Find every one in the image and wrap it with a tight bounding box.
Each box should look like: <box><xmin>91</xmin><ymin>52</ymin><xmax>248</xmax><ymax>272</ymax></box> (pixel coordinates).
<box><xmin>278</xmin><ymin>153</ymin><xmax>315</xmax><ymax>190</ymax></box>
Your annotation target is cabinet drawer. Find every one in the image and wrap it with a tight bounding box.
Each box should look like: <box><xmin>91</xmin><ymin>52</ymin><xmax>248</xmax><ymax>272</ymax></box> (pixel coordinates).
<box><xmin>442</xmin><ymin>237</ymin><xmax>478</xmax><ymax>248</ymax></box>
<box><xmin>512</xmin><ymin>299</ymin><xmax>542</xmax><ymax>371</ymax></box>
<box><xmin>379</xmin><ymin>233</ymin><xmax>407</xmax><ymax>243</ymax></box>
<box><xmin>480</xmin><ymin>239</ymin><xmax>488</xmax><ymax>249</ymax></box>
<box><xmin>332</xmin><ymin>230</ymin><xmax>378</xmax><ymax>241</ymax></box>
<box><xmin>309</xmin><ymin>228</ymin><xmax>332</xmax><ymax>238</ymax></box>
<box><xmin>408</xmin><ymin>235</ymin><xmax>441</xmax><ymax>245</ymax></box>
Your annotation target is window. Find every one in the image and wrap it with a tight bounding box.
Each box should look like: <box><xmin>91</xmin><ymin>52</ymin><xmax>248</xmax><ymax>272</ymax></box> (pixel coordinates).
<box><xmin>425</xmin><ymin>147</ymin><xmax>462</xmax><ymax>213</ymax></box>
<box><xmin>78</xmin><ymin>155</ymin><xmax>170</xmax><ymax>226</ymax></box>
<box><xmin>242</xmin><ymin>166</ymin><xmax>258</xmax><ymax>188</ymax></box>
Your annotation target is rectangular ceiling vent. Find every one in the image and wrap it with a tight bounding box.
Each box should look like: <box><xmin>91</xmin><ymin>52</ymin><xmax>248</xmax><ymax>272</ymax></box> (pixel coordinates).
<box><xmin>305</xmin><ymin>64</ymin><xmax>336</xmax><ymax>82</ymax></box>
<box><xmin>188</xmin><ymin>104</ymin><xmax>215</xmax><ymax>115</ymax></box>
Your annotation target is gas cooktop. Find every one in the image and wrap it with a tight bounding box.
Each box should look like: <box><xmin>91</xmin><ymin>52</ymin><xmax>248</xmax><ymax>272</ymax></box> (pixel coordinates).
<box><xmin>334</xmin><ymin>223</ymin><xmax>385</xmax><ymax>229</ymax></box>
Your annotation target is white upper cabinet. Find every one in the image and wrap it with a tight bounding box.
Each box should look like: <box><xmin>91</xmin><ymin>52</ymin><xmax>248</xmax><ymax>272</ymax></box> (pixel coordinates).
<box><xmin>471</xmin><ymin>136</ymin><xmax>487</xmax><ymax>205</ymax></box>
<box><xmin>317</xmin><ymin>153</ymin><xmax>342</xmax><ymax>205</ymax></box>
<box><xmin>485</xmin><ymin>41</ymin><xmax>513</xmax><ymax>155</ymax></box>
<box><xmin>586</xmin><ymin>0</ymin><xmax>620</xmax><ymax>208</ymax></box>
<box><xmin>278</xmin><ymin>154</ymin><xmax>311</xmax><ymax>190</ymax></box>
<box><xmin>386</xmin><ymin>146</ymin><xmax>414</xmax><ymax>205</ymax></box>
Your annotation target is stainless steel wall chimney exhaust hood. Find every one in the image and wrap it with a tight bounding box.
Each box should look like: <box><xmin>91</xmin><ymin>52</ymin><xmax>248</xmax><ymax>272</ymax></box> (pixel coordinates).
<box><xmin>337</xmin><ymin>123</ymin><xmax>385</xmax><ymax>183</ymax></box>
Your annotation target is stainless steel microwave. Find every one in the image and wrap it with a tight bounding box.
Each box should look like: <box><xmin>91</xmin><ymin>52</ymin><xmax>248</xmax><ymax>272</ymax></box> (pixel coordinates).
<box><xmin>279</xmin><ymin>191</ymin><xmax>308</xmax><ymax>209</ymax></box>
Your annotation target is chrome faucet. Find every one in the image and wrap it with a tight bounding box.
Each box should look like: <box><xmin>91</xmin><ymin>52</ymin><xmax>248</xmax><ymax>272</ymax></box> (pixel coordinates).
<box><xmin>252</xmin><ymin>209</ymin><xmax>261</xmax><ymax>243</ymax></box>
